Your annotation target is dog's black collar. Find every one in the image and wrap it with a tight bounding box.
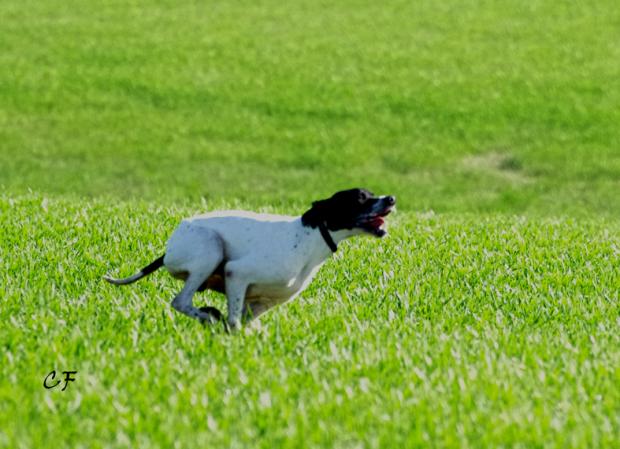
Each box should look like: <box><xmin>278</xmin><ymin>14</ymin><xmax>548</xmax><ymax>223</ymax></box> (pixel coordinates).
<box><xmin>318</xmin><ymin>222</ymin><xmax>338</xmax><ymax>253</ymax></box>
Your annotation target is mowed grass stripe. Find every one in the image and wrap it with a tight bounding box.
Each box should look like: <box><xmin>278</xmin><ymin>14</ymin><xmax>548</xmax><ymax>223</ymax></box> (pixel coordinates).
<box><xmin>1</xmin><ymin>195</ymin><xmax>618</xmax><ymax>448</ymax></box>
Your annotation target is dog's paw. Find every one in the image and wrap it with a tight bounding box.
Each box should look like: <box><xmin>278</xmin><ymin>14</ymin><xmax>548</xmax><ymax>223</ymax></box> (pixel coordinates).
<box><xmin>198</xmin><ymin>306</ymin><xmax>223</xmax><ymax>321</ymax></box>
<box><xmin>227</xmin><ymin>318</ymin><xmax>242</xmax><ymax>334</ymax></box>
<box><xmin>197</xmin><ymin>306</ymin><xmax>228</xmax><ymax>330</ymax></box>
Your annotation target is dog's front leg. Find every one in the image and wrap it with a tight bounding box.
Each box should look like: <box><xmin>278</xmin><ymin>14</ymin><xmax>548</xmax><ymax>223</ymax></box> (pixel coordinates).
<box><xmin>224</xmin><ymin>266</ymin><xmax>249</xmax><ymax>331</ymax></box>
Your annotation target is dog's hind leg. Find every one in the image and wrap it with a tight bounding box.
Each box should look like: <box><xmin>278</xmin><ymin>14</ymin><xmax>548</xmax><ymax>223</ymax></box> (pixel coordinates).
<box><xmin>164</xmin><ymin>224</ymin><xmax>225</xmax><ymax>325</ymax></box>
<box><xmin>171</xmin><ymin>274</ymin><xmax>221</xmax><ymax>325</ymax></box>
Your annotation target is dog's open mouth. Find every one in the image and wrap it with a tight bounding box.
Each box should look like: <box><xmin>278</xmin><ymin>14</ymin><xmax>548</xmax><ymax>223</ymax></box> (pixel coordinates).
<box><xmin>359</xmin><ymin>206</ymin><xmax>394</xmax><ymax>237</ymax></box>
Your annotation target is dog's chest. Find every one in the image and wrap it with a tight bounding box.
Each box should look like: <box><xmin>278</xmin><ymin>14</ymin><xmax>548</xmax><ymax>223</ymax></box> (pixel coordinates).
<box><xmin>245</xmin><ymin>283</ymin><xmax>299</xmax><ymax>301</ymax></box>
<box><xmin>245</xmin><ymin>262</ymin><xmax>321</xmax><ymax>302</ymax></box>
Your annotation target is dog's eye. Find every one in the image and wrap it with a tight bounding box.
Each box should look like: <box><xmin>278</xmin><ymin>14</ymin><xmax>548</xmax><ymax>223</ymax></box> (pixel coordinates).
<box><xmin>358</xmin><ymin>192</ymin><xmax>369</xmax><ymax>202</ymax></box>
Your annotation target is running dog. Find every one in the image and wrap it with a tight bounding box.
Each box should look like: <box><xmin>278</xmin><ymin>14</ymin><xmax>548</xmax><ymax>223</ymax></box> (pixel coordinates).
<box><xmin>104</xmin><ymin>188</ymin><xmax>395</xmax><ymax>331</ymax></box>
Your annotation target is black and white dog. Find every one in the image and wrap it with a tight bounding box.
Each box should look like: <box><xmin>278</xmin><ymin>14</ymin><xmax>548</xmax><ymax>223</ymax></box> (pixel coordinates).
<box><xmin>104</xmin><ymin>188</ymin><xmax>395</xmax><ymax>330</ymax></box>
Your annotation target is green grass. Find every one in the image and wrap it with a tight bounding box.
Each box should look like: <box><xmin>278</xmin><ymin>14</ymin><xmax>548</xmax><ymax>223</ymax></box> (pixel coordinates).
<box><xmin>1</xmin><ymin>0</ymin><xmax>620</xmax><ymax>447</ymax></box>
<box><xmin>1</xmin><ymin>195</ymin><xmax>619</xmax><ymax>448</ymax></box>
<box><xmin>1</xmin><ymin>0</ymin><xmax>619</xmax><ymax>215</ymax></box>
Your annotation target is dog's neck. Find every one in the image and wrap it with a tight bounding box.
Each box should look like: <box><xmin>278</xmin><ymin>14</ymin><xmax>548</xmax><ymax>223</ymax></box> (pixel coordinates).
<box><xmin>322</xmin><ymin>227</ymin><xmax>358</xmax><ymax>249</ymax></box>
<box><xmin>298</xmin><ymin>218</ymin><xmax>360</xmax><ymax>262</ymax></box>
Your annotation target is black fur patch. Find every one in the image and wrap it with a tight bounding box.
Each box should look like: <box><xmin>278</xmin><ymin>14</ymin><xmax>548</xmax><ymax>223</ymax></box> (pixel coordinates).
<box><xmin>141</xmin><ymin>255</ymin><xmax>165</xmax><ymax>275</ymax></box>
<box><xmin>301</xmin><ymin>188</ymin><xmax>378</xmax><ymax>231</ymax></box>
<box><xmin>198</xmin><ymin>306</ymin><xmax>224</xmax><ymax>321</ymax></box>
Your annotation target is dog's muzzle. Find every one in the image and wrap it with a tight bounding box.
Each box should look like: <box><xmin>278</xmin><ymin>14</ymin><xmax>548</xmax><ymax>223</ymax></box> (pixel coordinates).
<box><xmin>358</xmin><ymin>195</ymin><xmax>396</xmax><ymax>237</ymax></box>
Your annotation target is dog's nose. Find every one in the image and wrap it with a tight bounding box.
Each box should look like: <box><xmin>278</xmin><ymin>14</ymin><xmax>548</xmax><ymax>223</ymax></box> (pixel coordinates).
<box><xmin>385</xmin><ymin>195</ymin><xmax>396</xmax><ymax>205</ymax></box>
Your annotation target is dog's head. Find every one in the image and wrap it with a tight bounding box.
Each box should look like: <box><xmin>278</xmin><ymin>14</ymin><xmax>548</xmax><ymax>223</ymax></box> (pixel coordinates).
<box><xmin>301</xmin><ymin>188</ymin><xmax>396</xmax><ymax>237</ymax></box>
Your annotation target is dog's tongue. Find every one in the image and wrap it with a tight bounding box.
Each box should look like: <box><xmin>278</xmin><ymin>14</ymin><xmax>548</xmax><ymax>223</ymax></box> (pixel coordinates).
<box><xmin>369</xmin><ymin>216</ymin><xmax>384</xmax><ymax>228</ymax></box>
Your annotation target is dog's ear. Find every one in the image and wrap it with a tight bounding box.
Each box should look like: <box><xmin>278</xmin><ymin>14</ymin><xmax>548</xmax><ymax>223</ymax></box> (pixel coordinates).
<box><xmin>301</xmin><ymin>199</ymin><xmax>330</xmax><ymax>228</ymax></box>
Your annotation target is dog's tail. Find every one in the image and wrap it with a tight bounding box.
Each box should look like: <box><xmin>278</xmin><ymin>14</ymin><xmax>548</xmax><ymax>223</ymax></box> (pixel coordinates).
<box><xmin>103</xmin><ymin>255</ymin><xmax>165</xmax><ymax>285</ymax></box>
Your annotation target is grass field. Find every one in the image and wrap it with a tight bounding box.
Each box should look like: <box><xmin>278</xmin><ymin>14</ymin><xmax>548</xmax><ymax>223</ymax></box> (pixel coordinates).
<box><xmin>2</xmin><ymin>196</ymin><xmax>619</xmax><ymax>448</ymax></box>
<box><xmin>1</xmin><ymin>0</ymin><xmax>619</xmax><ymax>447</ymax></box>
